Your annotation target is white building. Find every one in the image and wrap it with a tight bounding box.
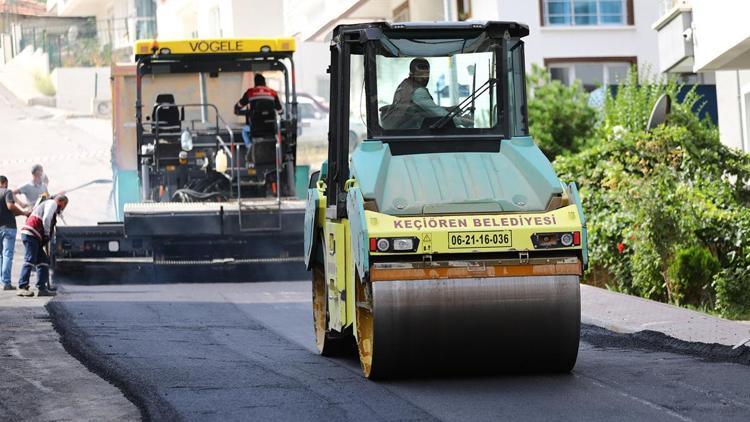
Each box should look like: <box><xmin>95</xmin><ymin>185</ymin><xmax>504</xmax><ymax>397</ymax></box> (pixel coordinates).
<box><xmin>653</xmin><ymin>0</ymin><xmax>748</xmax><ymax>151</ymax></box>
<box><xmin>46</xmin><ymin>0</ymin><xmax>157</xmax><ymax>54</ymax></box>
<box><xmin>155</xmin><ymin>0</ymin><xmax>328</xmax><ymax>100</ymax></box>
<box><xmin>284</xmin><ymin>0</ymin><xmax>661</xmax><ymax>91</ymax></box>
<box><xmin>155</xmin><ymin>0</ymin><xmax>284</xmax><ymax>40</ymax></box>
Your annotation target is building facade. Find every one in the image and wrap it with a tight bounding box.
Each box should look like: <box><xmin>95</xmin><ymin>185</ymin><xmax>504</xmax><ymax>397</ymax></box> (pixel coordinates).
<box><xmin>155</xmin><ymin>0</ymin><xmax>284</xmax><ymax>40</ymax></box>
<box><xmin>284</xmin><ymin>0</ymin><xmax>661</xmax><ymax>91</ymax></box>
<box><xmin>653</xmin><ymin>0</ymin><xmax>749</xmax><ymax>151</ymax></box>
<box><xmin>46</xmin><ymin>0</ymin><xmax>157</xmax><ymax>57</ymax></box>
<box><xmin>155</xmin><ymin>0</ymin><xmax>328</xmax><ymax>100</ymax></box>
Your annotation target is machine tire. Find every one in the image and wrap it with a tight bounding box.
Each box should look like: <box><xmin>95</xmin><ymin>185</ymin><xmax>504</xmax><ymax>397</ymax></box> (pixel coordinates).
<box><xmin>311</xmin><ymin>263</ymin><xmax>350</xmax><ymax>356</ymax></box>
<box><xmin>354</xmin><ymin>275</ymin><xmax>380</xmax><ymax>379</ymax></box>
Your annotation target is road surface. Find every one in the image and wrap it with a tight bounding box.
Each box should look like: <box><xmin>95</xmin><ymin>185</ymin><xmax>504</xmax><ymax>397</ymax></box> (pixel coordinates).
<box><xmin>50</xmin><ymin>281</ymin><xmax>750</xmax><ymax>422</ymax></box>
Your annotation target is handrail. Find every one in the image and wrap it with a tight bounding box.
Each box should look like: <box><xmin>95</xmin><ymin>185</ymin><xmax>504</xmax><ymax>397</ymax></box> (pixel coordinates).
<box><xmin>152</xmin><ymin>103</ymin><xmax>221</xmax><ymax>170</ymax></box>
<box><xmin>236</xmin><ymin>114</ymin><xmax>284</xmax><ymax>233</ymax></box>
<box><xmin>215</xmin><ymin>113</ymin><xmax>242</xmax><ymax>209</ymax></box>
<box><xmin>275</xmin><ymin>113</ymin><xmax>282</xmax><ymax>205</ymax></box>
<box><xmin>152</xmin><ymin>103</ymin><xmax>285</xmax><ymax>232</ymax></box>
<box><xmin>153</xmin><ymin>103</ymin><xmax>220</xmax><ymax>138</ymax></box>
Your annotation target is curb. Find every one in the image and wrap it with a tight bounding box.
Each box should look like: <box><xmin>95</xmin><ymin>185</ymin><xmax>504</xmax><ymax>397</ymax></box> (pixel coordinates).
<box><xmin>581</xmin><ymin>324</ymin><xmax>750</xmax><ymax>366</ymax></box>
<box><xmin>46</xmin><ymin>299</ymin><xmax>179</xmax><ymax>422</ymax></box>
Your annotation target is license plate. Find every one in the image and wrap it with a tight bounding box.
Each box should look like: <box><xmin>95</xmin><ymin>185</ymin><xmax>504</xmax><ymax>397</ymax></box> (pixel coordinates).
<box><xmin>448</xmin><ymin>231</ymin><xmax>512</xmax><ymax>249</ymax></box>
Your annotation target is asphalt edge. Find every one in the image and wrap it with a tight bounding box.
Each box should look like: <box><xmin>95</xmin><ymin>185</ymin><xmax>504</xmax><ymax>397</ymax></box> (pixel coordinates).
<box><xmin>46</xmin><ymin>300</ymin><xmax>180</xmax><ymax>422</ymax></box>
<box><xmin>581</xmin><ymin>324</ymin><xmax>750</xmax><ymax>366</ymax></box>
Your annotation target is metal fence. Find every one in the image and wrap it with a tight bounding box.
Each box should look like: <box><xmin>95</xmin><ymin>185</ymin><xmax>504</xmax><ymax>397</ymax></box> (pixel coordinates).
<box><xmin>14</xmin><ymin>15</ymin><xmax>156</xmax><ymax>69</ymax></box>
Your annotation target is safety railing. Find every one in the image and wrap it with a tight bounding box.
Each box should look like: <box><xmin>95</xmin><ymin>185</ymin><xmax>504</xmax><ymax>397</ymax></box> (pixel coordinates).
<box><xmin>149</xmin><ymin>103</ymin><xmax>284</xmax><ymax>232</ymax></box>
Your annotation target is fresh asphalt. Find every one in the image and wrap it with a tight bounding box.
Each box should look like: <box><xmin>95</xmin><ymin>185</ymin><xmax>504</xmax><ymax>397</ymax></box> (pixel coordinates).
<box><xmin>48</xmin><ymin>281</ymin><xmax>750</xmax><ymax>422</ymax></box>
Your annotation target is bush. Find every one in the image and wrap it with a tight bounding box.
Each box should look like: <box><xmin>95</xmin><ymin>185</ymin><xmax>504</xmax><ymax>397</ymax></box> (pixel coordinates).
<box><xmin>714</xmin><ymin>267</ymin><xmax>750</xmax><ymax>319</ymax></box>
<box><xmin>527</xmin><ymin>65</ymin><xmax>596</xmax><ymax>159</ymax></box>
<box><xmin>33</xmin><ymin>71</ymin><xmax>56</xmax><ymax>97</ymax></box>
<box><xmin>667</xmin><ymin>246</ymin><xmax>720</xmax><ymax>306</ymax></box>
<box><xmin>61</xmin><ymin>39</ymin><xmax>112</xmax><ymax>67</ymax></box>
<box><xmin>553</xmin><ymin>67</ymin><xmax>750</xmax><ymax>319</ymax></box>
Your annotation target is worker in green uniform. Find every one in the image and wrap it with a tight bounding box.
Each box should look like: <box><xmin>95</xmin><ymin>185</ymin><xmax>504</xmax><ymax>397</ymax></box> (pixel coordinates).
<box><xmin>381</xmin><ymin>58</ymin><xmax>471</xmax><ymax>129</ymax></box>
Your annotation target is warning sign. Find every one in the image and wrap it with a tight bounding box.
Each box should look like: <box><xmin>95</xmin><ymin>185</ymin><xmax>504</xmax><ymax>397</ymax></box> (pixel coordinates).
<box><xmin>421</xmin><ymin>234</ymin><xmax>432</xmax><ymax>253</ymax></box>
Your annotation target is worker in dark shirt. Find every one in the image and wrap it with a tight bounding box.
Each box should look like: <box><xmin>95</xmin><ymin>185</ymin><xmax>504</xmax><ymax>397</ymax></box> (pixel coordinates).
<box><xmin>0</xmin><ymin>175</ymin><xmax>30</xmax><ymax>291</ymax></box>
<box><xmin>382</xmin><ymin>58</ymin><xmax>471</xmax><ymax>129</ymax></box>
<box><xmin>234</xmin><ymin>74</ymin><xmax>283</xmax><ymax>147</ymax></box>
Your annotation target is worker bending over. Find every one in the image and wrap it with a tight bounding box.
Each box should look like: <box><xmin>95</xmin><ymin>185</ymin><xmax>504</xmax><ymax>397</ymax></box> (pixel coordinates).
<box><xmin>16</xmin><ymin>195</ymin><xmax>68</xmax><ymax>297</ymax></box>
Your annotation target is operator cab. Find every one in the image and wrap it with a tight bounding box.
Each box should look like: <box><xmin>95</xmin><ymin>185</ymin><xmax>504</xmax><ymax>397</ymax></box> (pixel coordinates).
<box><xmin>323</xmin><ymin>21</ymin><xmax>531</xmax><ymax>217</ymax></box>
<box><xmin>134</xmin><ymin>37</ymin><xmax>299</xmax><ymax>203</ymax></box>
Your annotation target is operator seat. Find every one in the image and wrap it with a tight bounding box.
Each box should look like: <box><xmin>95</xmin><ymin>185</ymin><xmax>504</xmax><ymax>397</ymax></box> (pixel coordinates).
<box><xmin>249</xmin><ymin>98</ymin><xmax>279</xmax><ymax>166</ymax></box>
<box><xmin>152</xmin><ymin>94</ymin><xmax>182</xmax><ymax>138</ymax></box>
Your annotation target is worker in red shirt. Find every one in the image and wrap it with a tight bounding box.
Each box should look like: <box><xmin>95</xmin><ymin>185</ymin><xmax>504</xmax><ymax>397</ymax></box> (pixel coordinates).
<box><xmin>234</xmin><ymin>74</ymin><xmax>283</xmax><ymax>147</ymax></box>
<box><xmin>16</xmin><ymin>195</ymin><xmax>68</xmax><ymax>297</ymax></box>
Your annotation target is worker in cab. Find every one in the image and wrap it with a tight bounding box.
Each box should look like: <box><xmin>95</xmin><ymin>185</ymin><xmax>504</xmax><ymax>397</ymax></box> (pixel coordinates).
<box><xmin>381</xmin><ymin>58</ymin><xmax>470</xmax><ymax>129</ymax></box>
<box><xmin>234</xmin><ymin>74</ymin><xmax>283</xmax><ymax>148</ymax></box>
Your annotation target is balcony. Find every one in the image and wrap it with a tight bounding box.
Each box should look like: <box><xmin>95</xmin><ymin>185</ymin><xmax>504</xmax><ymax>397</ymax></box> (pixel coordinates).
<box><xmin>652</xmin><ymin>3</ymin><xmax>693</xmax><ymax>73</ymax></box>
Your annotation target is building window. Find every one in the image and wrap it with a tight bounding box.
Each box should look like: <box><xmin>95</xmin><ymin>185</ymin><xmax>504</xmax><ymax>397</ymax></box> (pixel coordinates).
<box><xmin>545</xmin><ymin>58</ymin><xmax>634</xmax><ymax>91</ymax></box>
<box><xmin>135</xmin><ymin>0</ymin><xmax>157</xmax><ymax>40</ymax></box>
<box><xmin>457</xmin><ymin>0</ymin><xmax>472</xmax><ymax>21</ymax></box>
<box><xmin>393</xmin><ymin>2</ymin><xmax>410</xmax><ymax>22</ymax></box>
<box><xmin>542</xmin><ymin>0</ymin><xmax>629</xmax><ymax>26</ymax></box>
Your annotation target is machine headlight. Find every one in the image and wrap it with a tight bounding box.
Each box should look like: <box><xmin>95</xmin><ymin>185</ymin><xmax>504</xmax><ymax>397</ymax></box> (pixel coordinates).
<box><xmin>108</xmin><ymin>241</ymin><xmax>120</xmax><ymax>253</ymax></box>
<box><xmin>369</xmin><ymin>237</ymin><xmax>419</xmax><ymax>253</ymax></box>
<box><xmin>531</xmin><ymin>232</ymin><xmax>581</xmax><ymax>249</ymax></box>
<box><xmin>392</xmin><ymin>238</ymin><xmax>414</xmax><ymax>251</ymax></box>
<box><xmin>560</xmin><ymin>233</ymin><xmax>574</xmax><ymax>247</ymax></box>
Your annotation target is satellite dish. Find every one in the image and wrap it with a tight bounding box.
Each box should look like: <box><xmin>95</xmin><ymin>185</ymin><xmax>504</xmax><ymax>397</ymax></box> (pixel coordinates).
<box><xmin>647</xmin><ymin>93</ymin><xmax>671</xmax><ymax>131</ymax></box>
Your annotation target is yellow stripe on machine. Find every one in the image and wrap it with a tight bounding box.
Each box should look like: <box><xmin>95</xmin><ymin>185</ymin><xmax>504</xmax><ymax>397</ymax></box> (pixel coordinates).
<box><xmin>134</xmin><ymin>37</ymin><xmax>296</xmax><ymax>57</ymax></box>
<box><xmin>366</xmin><ymin>204</ymin><xmax>584</xmax><ymax>255</ymax></box>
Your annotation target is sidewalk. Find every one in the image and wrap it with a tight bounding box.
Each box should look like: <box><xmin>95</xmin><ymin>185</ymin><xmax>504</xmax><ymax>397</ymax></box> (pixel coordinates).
<box><xmin>0</xmin><ymin>80</ymin><xmax>137</xmax><ymax>421</ymax></box>
<box><xmin>581</xmin><ymin>284</ymin><xmax>750</xmax><ymax>349</ymax></box>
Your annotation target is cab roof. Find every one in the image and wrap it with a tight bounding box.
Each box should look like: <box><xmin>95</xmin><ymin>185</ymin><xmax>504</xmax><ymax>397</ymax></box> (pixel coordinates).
<box><xmin>333</xmin><ymin>20</ymin><xmax>530</xmax><ymax>39</ymax></box>
<box><xmin>134</xmin><ymin>37</ymin><xmax>296</xmax><ymax>60</ymax></box>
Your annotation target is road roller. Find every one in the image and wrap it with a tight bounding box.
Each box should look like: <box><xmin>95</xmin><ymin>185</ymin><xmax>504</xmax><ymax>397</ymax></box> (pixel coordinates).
<box><xmin>303</xmin><ymin>21</ymin><xmax>588</xmax><ymax>379</ymax></box>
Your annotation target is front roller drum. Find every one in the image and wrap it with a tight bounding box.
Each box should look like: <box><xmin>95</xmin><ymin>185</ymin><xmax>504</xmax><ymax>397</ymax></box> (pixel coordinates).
<box><xmin>355</xmin><ymin>275</ymin><xmax>581</xmax><ymax>379</ymax></box>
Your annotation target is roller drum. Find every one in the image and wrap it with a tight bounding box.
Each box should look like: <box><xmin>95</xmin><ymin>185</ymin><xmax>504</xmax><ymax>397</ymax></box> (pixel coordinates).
<box><xmin>356</xmin><ymin>275</ymin><xmax>580</xmax><ymax>378</ymax></box>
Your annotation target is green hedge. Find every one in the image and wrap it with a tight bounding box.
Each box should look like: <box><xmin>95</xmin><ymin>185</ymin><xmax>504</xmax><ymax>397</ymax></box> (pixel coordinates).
<box><xmin>530</xmin><ymin>67</ymin><xmax>750</xmax><ymax>319</ymax></box>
